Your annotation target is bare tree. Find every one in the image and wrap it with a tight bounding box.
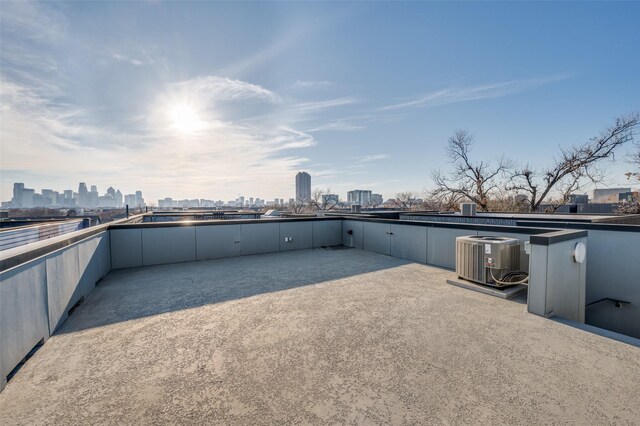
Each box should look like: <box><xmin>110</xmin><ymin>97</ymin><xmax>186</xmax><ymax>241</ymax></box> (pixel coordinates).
<box><xmin>486</xmin><ymin>193</ymin><xmax>530</xmax><ymax>212</ymax></box>
<box><xmin>616</xmin><ymin>140</ymin><xmax>640</xmax><ymax>214</ymax></box>
<box><xmin>309</xmin><ymin>188</ymin><xmax>339</xmax><ymax>211</ymax></box>
<box><xmin>431</xmin><ymin>130</ymin><xmax>512</xmax><ymax>211</ymax></box>
<box><xmin>288</xmin><ymin>200</ymin><xmax>308</xmax><ymax>214</ymax></box>
<box><xmin>624</xmin><ymin>140</ymin><xmax>640</xmax><ymax>182</ymax></box>
<box><xmin>510</xmin><ymin>113</ymin><xmax>640</xmax><ymax>212</ymax></box>
<box><xmin>421</xmin><ymin>189</ymin><xmax>462</xmax><ymax>211</ymax></box>
<box><xmin>393</xmin><ymin>191</ymin><xmax>420</xmax><ymax>210</ymax></box>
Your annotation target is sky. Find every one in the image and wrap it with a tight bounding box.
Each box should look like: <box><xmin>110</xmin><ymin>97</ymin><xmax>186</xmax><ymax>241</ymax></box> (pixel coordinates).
<box><xmin>1</xmin><ymin>1</ymin><xmax>639</xmax><ymax>204</ymax></box>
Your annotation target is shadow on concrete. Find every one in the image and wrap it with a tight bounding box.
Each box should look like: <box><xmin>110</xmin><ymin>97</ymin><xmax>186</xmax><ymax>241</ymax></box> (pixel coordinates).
<box><xmin>57</xmin><ymin>248</ymin><xmax>411</xmax><ymax>334</ymax></box>
<box><xmin>552</xmin><ymin>317</ymin><xmax>640</xmax><ymax>348</ymax></box>
<box><xmin>510</xmin><ymin>292</ymin><xmax>528</xmax><ymax>305</ymax></box>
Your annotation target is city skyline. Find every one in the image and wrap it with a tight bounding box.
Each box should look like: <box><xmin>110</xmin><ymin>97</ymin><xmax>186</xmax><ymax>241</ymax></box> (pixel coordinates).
<box><xmin>1</xmin><ymin>2</ymin><xmax>639</xmax><ymax>203</ymax></box>
<box><xmin>3</xmin><ymin>173</ymin><xmax>386</xmax><ymax>208</ymax></box>
<box><xmin>5</xmin><ymin>181</ymin><xmax>144</xmax><ymax>209</ymax></box>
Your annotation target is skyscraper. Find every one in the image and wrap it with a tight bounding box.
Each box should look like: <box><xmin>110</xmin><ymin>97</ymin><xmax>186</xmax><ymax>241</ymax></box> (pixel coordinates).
<box><xmin>78</xmin><ymin>183</ymin><xmax>88</xmax><ymax>207</ymax></box>
<box><xmin>64</xmin><ymin>190</ymin><xmax>75</xmax><ymax>207</ymax></box>
<box><xmin>295</xmin><ymin>172</ymin><xmax>311</xmax><ymax>202</ymax></box>
<box><xmin>89</xmin><ymin>185</ymin><xmax>99</xmax><ymax>207</ymax></box>
<box><xmin>12</xmin><ymin>183</ymin><xmax>24</xmax><ymax>207</ymax></box>
<box><xmin>135</xmin><ymin>191</ymin><xmax>145</xmax><ymax>208</ymax></box>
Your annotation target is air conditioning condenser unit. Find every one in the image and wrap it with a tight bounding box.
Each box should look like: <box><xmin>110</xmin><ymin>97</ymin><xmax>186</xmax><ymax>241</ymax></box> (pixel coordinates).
<box><xmin>456</xmin><ymin>236</ymin><xmax>522</xmax><ymax>287</ymax></box>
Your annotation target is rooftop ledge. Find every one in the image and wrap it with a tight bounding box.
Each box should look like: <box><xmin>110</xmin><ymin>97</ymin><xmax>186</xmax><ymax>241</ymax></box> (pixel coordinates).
<box><xmin>1</xmin><ymin>248</ymin><xmax>639</xmax><ymax>424</ymax></box>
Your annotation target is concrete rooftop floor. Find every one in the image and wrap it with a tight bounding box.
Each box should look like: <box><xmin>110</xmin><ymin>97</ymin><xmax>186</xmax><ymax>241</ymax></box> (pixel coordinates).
<box><xmin>1</xmin><ymin>248</ymin><xmax>639</xmax><ymax>425</ymax></box>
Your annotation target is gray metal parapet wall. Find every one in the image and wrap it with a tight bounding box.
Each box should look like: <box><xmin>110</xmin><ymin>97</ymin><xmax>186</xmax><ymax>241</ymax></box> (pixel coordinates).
<box><xmin>0</xmin><ymin>215</ymin><xmax>143</xmax><ymax>392</ymax></box>
<box><xmin>0</xmin><ymin>230</ymin><xmax>111</xmax><ymax>391</ymax></box>
<box><xmin>0</xmin><ymin>216</ymin><xmax>634</xmax><ymax>392</ymax></box>
<box><xmin>527</xmin><ymin>230</ymin><xmax>588</xmax><ymax>323</ymax></box>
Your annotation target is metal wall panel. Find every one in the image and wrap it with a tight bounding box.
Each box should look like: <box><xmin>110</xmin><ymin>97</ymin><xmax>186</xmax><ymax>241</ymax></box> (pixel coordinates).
<box><xmin>240</xmin><ymin>223</ymin><xmax>279</xmax><ymax>255</ymax></box>
<box><xmin>77</xmin><ymin>235</ymin><xmax>100</xmax><ymax>297</ymax></box>
<box><xmin>342</xmin><ymin>220</ymin><xmax>364</xmax><ymax>249</ymax></box>
<box><xmin>0</xmin><ymin>259</ymin><xmax>49</xmax><ymax>391</ymax></box>
<box><xmin>546</xmin><ymin>238</ymin><xmax>586</xmax><ymax>322</ymax></box>
<box><xmin>45</xmin><ymin>246</ymin><xmax>81</xmax><ymax>333</ymax></box>
<box><xmin>110</xmin><ymin>228</ymin><xmax>142</xmax><ymax>269</ymax></box>
<box><xmin>584</xmin><ymin>230</ymin><xmax>640</xmax><ymax>338</ymax></box>
<box><xmin>427</xmin><ymin>228</ymin><xmax>477</xmax><ymax>269</ymax></box>
<box><xmin>363</xmin><ymin>222</ymin><xmax>391</xmax><ymax>255</ymax></box>
<box><xmin>196</xmin><ymin>225</ymin><xmax>242</xmax><ymax>260</ymax></box>
<box><xmin>390</xmin><ymin>224</ymin><xmax>427</xmax><ymax>264</ymax></box>
<box><xmin>312</xmin><ymin>220</ymin><xmax>342</xmax><ymax>248</ymax></box>
<box><xmin>142</xmin><ymin>227</ymin><xmax>196</xmax><ymax>266</ymax></box>
<box><xmin>97</xmin><ymin>232</ymin><xmax>111</xmax><ymax>277</ymax></box>
<box><xmin>527</xmin><ymin>244</ymin><xmax>549</xmax><ymax>317</ymax></box>
<box><xmin>279</xmin><ymin>222</ymin><xmax>313</xmax><ymax>251</ymax></box>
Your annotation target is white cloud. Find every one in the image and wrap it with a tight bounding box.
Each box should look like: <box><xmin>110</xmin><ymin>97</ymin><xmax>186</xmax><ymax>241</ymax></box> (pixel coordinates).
<box><xmin>293</xmin><ymin>97</ymin><xmax>357</xmax><ymax>113</ymax></box>
<box><xmin>170</xmin><ymin>76</ymin><xmax>279</xmax><ymax>103</ymax></box>
<box><xmin>112</xmin><ymin>53</ymin><xmax>146</xmax><ymax>66</ymax></box>
<box><xmin>307</xmin><ymin>120</ymin><xmax>365</xmax><ymax>132</ymax></box>
<box><xmin>294</xmin><ymin>80</ymin><xmax>333</xmax><ymax>88</ymax></box>
<box><xmin>356</xmin><ymin>154</ymin><xmax>389</xmax><ymax>163</ymax></box>
<box><xmin>0</xmin><ymin>1</ymin><xmax>67</xmax><ymax>43</ymax></box>
<box><xmin>381</xmin><ymin>75</ymin><xmax>569</xmax><ymax>111</ymax></box>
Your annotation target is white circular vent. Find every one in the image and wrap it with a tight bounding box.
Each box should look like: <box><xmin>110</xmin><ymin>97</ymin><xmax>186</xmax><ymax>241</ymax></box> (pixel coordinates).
<box><xmin>572</xmin><ymin>242</ymin><xmax>586</xmax><ymax>264</ymax></box>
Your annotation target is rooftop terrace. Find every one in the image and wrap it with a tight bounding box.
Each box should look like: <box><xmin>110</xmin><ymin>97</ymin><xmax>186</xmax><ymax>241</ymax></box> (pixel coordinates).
<box><xmin>1</xmin><ymin>248</ymin><xmax>639</xmax><ymax>424</ymax></box>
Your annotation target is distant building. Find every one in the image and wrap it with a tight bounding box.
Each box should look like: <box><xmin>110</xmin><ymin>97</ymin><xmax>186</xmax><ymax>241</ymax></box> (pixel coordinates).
<box><xmin>135</xmin><ymin>191</ymin><xmax>145</xmax><ymax>208</ymax></box>
<box><xmin>371</xmin><ymin>193</ymin><xmax>383</xmax><ymax>206</ymax></box>
<box><xmin>11</xmin><ymin>183</ymin><xmax>35</xmax><ymax>208</ymax></box>
<box><xmin>12</xmin><ymin>183</ymin><xmax>25</xmax><ymax>207</ymax></box>
<box><xmin>89</xmin><ymin>186</ymin><xmax>99</xmax><ymax>208</ymax></box>
<box><xmin>295</xmin><ymin>172</ymin><xmax>311</xmax><ymax>202</ymax></box>
<box><xmin>347</xmin><ymin>189</ymin><xmax>372</xmax><ymax>206</ymax></box>
<box><xmin>588</xmin><ymin>188</ymin><xmax>631</xmax><ymax>203</ymax></box>
<box><xmin>21</xmin><ymin>189</ymin><xmax>35</xmax><ymax>208</ymax></box>
<box><xmin>124</xmin><ymin>194</ymin><xmax>136</xmax><ymax>207</ymax></box>
<box><xmin>63</xmin><ymin>190</ymin><xmax>76</xmax><ymax>207</ymax></box>
<box><xmin>173</xmin><ymin>199</ymin><xmax>200</xmax><ymax>208</ymax></box>
<box><xmin>98</xmin><ymin>195</ymin><xmax>114</xmax><ymax>208</ymax></box>
<box><xmin>200</xmin><ymin>199</ymin><xmax>216</xmax><ymax>207</ymax></box>
<box><xmin>619</xmin><ymin>191</ymin><xmax>638</xmax><ymax>202</ymax></box>
<box><xmin>124</xmin><ymin>192</ymin><xmax>145</xmax><ymax>208</ymax></box>
<box><xmin>158</xmin><ymin>198</ymin><xmax>175</xmax><ymax>208</ymax></box>
<box><xmin>5</xmin><ymin>181</ymin><xmax>129</xmax><ymax>209</ymax></box>
<box><xmin>41</xmin><ymin>189</ymin><xmax>58</xmax><ymax>206</ymax></box>
<box><xmin>78</xmin><ymin>183</ymin><xmax>89</xmax><ymax>207</ymax></box>
<box><xmin>569</xmin><ymin>194</ymin><xmax>589</xmax><ymax>204</ymax></box>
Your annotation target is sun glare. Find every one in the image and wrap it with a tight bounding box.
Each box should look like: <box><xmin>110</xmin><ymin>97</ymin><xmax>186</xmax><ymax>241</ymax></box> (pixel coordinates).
<box><xmin>168</xmin><ymin>103</ymin><xmax>204</xmax><ymax>135</ymax></box>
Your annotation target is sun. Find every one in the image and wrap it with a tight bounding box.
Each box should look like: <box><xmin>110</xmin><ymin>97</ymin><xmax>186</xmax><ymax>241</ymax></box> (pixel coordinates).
<box><xmin>168</xmin><ymin>103</ymin><xmax>204</xmax><ymax>135</ymax></box>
